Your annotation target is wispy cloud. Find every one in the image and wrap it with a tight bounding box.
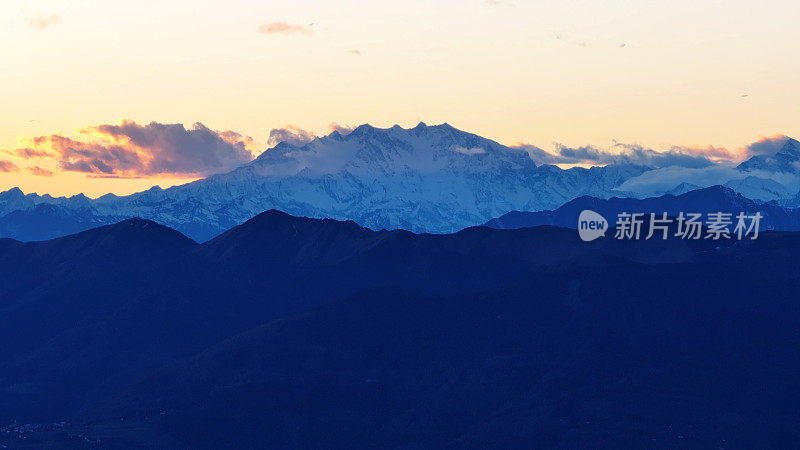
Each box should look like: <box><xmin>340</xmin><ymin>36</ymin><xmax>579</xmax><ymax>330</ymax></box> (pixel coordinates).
<box><xmin>25</xmin><ymin>13</ymin><xmax>61</xmax><ymax>30</ymax></box>
<box><xmin>9</xmin><ymin>121</ymin><xmax>256</xmax><ymax>178</ymax></box>
<box><xmin>669</xmin><ymin>144</ymin><xmax>737</xmax><ymax>163</ymax></box>
<box><xmin>267</xmin><ymin>123</ymin><xmax>356</xmax><ymax>147</ymax></box>
<box><xmin>267</xmin><ymin>125</ymin><xmax>317</xmax><ymax>147</ymax></box>
<box><xmin>27</xmin><ymin>166</ymin><xmax>54</xmax><ymax>177</ymax></box>
<box><xmin>347</xmin><ymin>49</ymin><xmax>362</xmax><ymax>56</ymax></box>
<box><xmin>0</xmin><ymin>160</ymin><xmax>19</xmax><ymax>172</ymax></box>
<box><xmin>515</xmin><ymin>134</ymin><xmax>798</xmax><ymax>174</ymax></box>
<box><xmin>510</xmin><ymin>144</ymin><xmax>568</xmax><ymax>165</ymax></box>
<box><xmin>452</xmin><ymin>146</ymin><xmax>487</xmax><ymax>155</ymax></box>
<box><xmin>514</xmin><ymin>141</ymin><xmax>727</xmax><ymax>169</ymax></box>
<box><xmin>258</xmin><ymin>21</ymin><xmax>312</xmax><ymax>36</ymax></box>
<box><xmin>4</xmin><ymin>147</ymin><xmax>53</xmax><ymax>158</ymax></box>
<box><xmin>327</xmin><ymin>123</ymin><xmax>356</xmax><ymax>135</ymax></box>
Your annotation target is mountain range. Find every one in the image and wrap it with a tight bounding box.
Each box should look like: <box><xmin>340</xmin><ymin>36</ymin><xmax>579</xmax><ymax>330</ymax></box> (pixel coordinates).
<box><xmin>2</xmin><ymin>126</ymin><xmax>800</xmax><ymax>242</ymax></box>
<box><xmin>2</xmin><ymin>211</ymin><xmax>800</xmax><ymax>447</ymax></box>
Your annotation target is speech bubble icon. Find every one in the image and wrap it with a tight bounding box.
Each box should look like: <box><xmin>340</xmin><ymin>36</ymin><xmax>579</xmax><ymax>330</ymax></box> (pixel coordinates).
<box><xmin>578</xmin><ymin>210</ymin><xmax>608</xmax><ymax>242</ymax></box>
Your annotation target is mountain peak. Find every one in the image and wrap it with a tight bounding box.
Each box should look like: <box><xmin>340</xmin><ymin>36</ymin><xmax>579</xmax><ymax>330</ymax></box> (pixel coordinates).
<box><xmin>350</xmin><ymin>123</ymin><xmax>376</xmax><ymax>137</ymax></box>
<box><xmin>202</xmin><ymin>209</ymin><xmax>376</xmax><ymax>264</ymax></box>
<box><xmin>73</xmin><ymin>218</ymin><xmax>198</xmax><ymax>252</ymax></box>
<box><xmin>779</xmin><ymin>137</ymin><xmax>800</xmax><ymax>156</ymax></box>
<box><xmin>89</xmin><ymin>218</ymin><xmax>195</xmax><ymax>243</ymax></box>
<box><xmin>8</xmin><ymin>217</ymin><xmax>197</xmax><ymax>266</ymax></box>
<box><xmin>256</xmin><ymin>209</ymin><xmax>295</xmax><ymax>220</ymax></box>
<box><xmin>0</xmin><ymin>187</ymin><xmax>25</xmax><ymax>199</ymax></box>
<box><xmin>737</xmin><ymin>136</ymin><xmax>800</xmax><ymax>173</ymax></box>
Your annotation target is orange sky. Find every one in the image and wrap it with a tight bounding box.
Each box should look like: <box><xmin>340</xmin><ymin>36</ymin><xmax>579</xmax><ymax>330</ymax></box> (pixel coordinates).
<box><xmin>1</xmin><ymin>0</ymin><xmax>799</xmax><ymax>197</ymax></box>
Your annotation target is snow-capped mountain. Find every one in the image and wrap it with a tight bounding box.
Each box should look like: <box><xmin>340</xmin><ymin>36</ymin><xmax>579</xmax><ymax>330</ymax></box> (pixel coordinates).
<box><xmin>663</xmin><ymin>182</ymin><xmax>701</xmax><ymax>196</ymax></box>
<box><xmin>0</xmin><ymin>123</ymin><xmax>649</xmax><ymax>241</ymax></box>
<box><xmin>723</xmin><ymin>176</ymin><xmax>794</xmax><ymax>202</ymax></box>
<box><xmin>614</xmin><ymin>137</ymin><xmax>800</xmax><ymax>203</ymax></box>
<box><xmin>738</xmin><ymin>138</ymin><xmax>800</xmax><ymax>173</ymax></box>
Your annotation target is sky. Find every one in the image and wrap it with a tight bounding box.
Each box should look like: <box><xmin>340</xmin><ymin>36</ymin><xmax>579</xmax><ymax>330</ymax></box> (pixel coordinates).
<box><xmin>1</xmin><ymin>0</ymin><xmax>799</xmax><ymax>197</ymax></box>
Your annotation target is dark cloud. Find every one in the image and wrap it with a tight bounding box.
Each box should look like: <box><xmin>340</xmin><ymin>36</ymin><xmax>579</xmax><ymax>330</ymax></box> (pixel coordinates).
<box><xmin>557</xmin><ymin>144</ymin><xmax>604</xmax><ymax>162</ymax></box>
<box><xmin>267</xmin><ymin>126</ymin><xmax>317</xmax><ymax>147</ymax></box>
<box><xmin>13</xmin><ymin>121</ymin><xmax>256</xmax><ymax>178</ymax></box>
<box><xmin>347</xmin><ymin>49</ymin><xmax>362</xmax><ymax>56</ymax></box>
<box><xmin>0</xmin><ymin>160</ymin><xmax>19</xmax><ymax>172</ymax></box>
<box><xmin>513</xmin><ymin>142</ymin><xmax>717</xmax><ymax>168</ymax></box>
<box><xmin>608</xmin><ymin>142</ymin><xmax>716</xmax><ymax>168</ymax></box>
<box><xmin>744</xmin><ymin>134</ymin><xmax>790</xmax><ymax>157</ymax></box>
<box><xmin>258</xmin><ymin>22</ymin><xmax>312</xmax><ymax>36</ymax></box>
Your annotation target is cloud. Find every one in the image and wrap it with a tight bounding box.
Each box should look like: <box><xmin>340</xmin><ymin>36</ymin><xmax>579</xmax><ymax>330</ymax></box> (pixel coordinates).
<box><xmin>258</xmin><ymin>22</ymin><xmax>312</xmax><ymax>36</ymax></box>
<box><xmin>347</xmin><ymin>49</ymin><xmax>362</xmax><ymax>56</ymax></box>
<box><xmin>26</xmin><ymin>13</ymin><xmax>60</xmax><ymax>30</ymax></box>
<box><xmin>268</xmin><ymin>123</ymin><xmax>356</xmax><ymax>147</ymax></box>
<box><xmin>608</xmin><ymin>142</ymin><xmax>716</xmax><ymax>168</ymax></box>
<box><xmin>10</xmin><ymin>121</ymin><xmax>256</xmax><ymax>178</ymax></box>
<box><xmin>0</xmin><ymin>160</ymin><xmax>19</xmax><ymax>172</ymax></box>
<box><xmin>452</xmin><ymin>146</ymin><xmax>487</xmax><ymax>155</ymax></box>
<box><xmin>617</xmin><ymin>165</ymin><xmax>744</xmax><ymax>195</ymax></box>
<box><xmin>512</xmin><ymin>143</ymin><xmax>579</xmax><ymax>165</ymax></box>
<box><xmin>27</xmin><ymin>166</ymin><xmax>54</xmax><ymax>177</ymax></box>
<box><xmin>670</xmin><ymin>144</ymin><xmax>737</xmax><ymax>163</ymax></box>
<box><xmin>616</xmin><ymin>165</ymin><xmax>800</xmax><ymax>198</ymax></box>
<box><xmin>513</xmin><ymin>142</ymin><xmax>717</xmax><ymax>168</ymax></box>
<box><xmin>744</xmin><ymin>134</ymin><xmax>790</xmax><ymax>158</ymax></box>
<box><xmin>556</xmin><ymin>144</ymin><xmax>606</xmax><ymax>162</ymax></box>
<box><xmin>267</xmin><ymin>125</ymin><xmax>317</xmax><ymax>147</ymax></box>
<box><xmin>3</xmin><ymin>147</ymin><xmax>54</xmax><ymax>158</ymax></box>
<box><xmin>327</xmin><ymin>123</ymin><xmax>355</xmax><ymax>135</ymax></box>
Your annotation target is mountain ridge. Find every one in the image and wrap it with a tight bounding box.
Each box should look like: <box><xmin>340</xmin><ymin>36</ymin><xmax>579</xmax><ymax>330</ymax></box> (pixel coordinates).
<box><xmin>3</xmin><ymin>127</ymin><xmax>800</xmax><ymax>241</ymax></box>
<box><xmin>485</xmin><ymin>185</ymin><xmax>800</xmax><ymax>231</ymax></box>
<box><xmin>0</xmin><ymin>123</ymin><xmax>651</xmax><ymax>240</ymax></box>
<box><xmin>3</xmin><ymin>211</ymin><xmax>800</xmax><ymax>447</ymax></box>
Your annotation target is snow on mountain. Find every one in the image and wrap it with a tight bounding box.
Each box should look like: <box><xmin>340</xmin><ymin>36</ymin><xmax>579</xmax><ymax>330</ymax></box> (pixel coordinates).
<box><xmin>615</xmin><ymin>138</ymin><xmax>800</xmax><ymax>203</ymax></box>
<box><xmin>0</xmin><ymin>123</ymin><xmax>652</xmax><ymax>241</ymax></box>
<box><xmin>737</xmin><ymin>138</ymin><xmax>800</xmax><ymax>173</ymax></box>
<box><xmin>723</xmin><ymin>176</ymin><xmax>794</xmax><ymax>203</ymax></box>
<box><xmin>664</xmin><ymin>182</ymin><xmax>701</xmax><ymax>196</ymax></box>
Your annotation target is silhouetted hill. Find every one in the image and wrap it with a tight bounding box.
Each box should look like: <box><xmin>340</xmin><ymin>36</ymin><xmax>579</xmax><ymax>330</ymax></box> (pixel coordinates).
<box><xmin>485</xmin><ymin>185</ymin><xmax>800</xmax><ymax>231</ymax></box>
<box><xmin>0</xmin><ymin>219</ymin><xmax>196</xmax><ymax>420</ymax></box>
<box><xmin>1</xmin><ymin>210</ymin><xmax>799</xmax><ymax>448</ymax></box>
<box><xmin>93</xmin><ymin>259</ymin><xmax>800</xmax><ymax>448</ymax></box>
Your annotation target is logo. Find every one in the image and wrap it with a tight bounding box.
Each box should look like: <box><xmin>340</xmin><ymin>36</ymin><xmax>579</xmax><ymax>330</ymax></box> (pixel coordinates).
<box><xmin>576</xmin><ymin>210</ymin><xmax>762</xmax><ymax>242</ymax></box>
<box><xmin>578</xmin><ymin>210</ymin><xmax>608</xmax><ymax>241</ymax></box>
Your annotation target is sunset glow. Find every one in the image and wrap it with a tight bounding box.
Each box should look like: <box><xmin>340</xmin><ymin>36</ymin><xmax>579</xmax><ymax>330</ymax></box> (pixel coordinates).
<box><xmin>2</xmin><ymin>0</ymin><xmax>800</xmax><ymax>197</ymax></box>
